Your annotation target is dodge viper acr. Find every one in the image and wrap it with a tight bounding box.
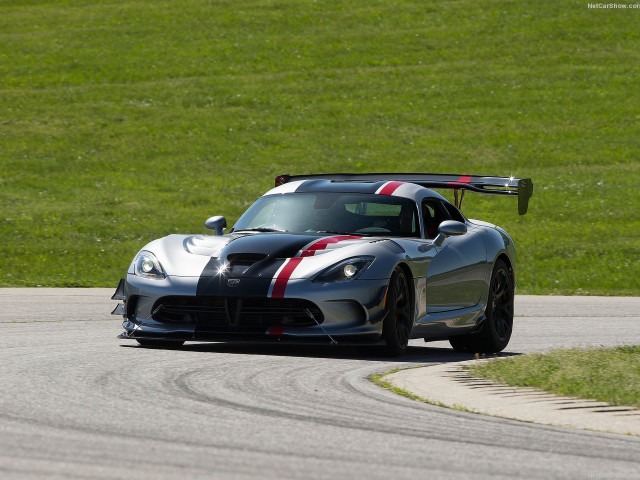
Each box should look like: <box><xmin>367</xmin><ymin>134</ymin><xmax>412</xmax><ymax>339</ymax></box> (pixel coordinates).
<box><xmin>112</xmin><ymin>173</ymin><xmax>533</xmax><ymax>355</ymax></box>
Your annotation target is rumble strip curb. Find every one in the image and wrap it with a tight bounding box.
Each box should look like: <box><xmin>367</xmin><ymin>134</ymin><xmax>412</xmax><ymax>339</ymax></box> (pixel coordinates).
<box><xmin>385</xmin><ymin>360</ymin><xmax>640</xmax><ymax>437</ymax></box>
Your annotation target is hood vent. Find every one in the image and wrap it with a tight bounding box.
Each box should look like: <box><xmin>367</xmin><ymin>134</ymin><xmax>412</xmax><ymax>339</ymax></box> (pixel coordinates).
<box><xmin>227</xmin><ymin>253</ymin><xmax>268</xmax><ymax>267</ymax></box>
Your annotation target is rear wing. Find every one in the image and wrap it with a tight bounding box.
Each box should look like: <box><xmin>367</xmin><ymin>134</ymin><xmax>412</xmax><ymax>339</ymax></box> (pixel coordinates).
<box><xmin>274</xmin><ymin>173</ymin><xmax>534</xmax><ymax>215</ymax></box>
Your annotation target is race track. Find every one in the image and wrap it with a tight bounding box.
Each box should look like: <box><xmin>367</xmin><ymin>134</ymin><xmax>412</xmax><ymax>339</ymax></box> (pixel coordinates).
<box><xmin>1</xmin><ymin>290</ymin><xmax>639</xmax><ymax>479</ymax></box>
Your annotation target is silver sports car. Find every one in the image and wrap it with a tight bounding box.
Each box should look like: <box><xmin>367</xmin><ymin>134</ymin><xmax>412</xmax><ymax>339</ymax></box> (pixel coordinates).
<box><xmin>112</xmin><ymin>173</ymin><xmax>533</xmax><ymax>355</ymax></box>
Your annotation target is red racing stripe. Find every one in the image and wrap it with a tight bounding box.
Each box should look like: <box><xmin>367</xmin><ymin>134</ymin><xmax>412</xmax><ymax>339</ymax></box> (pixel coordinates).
<box><xmin>378</xmin><ymin>181</ymin><xmax>404</xmax><ymax>195</ymax></box>
<box><xmin>299</xmin><ymin>235</ymin><xmax>362</xmax><ymax>257</ymax></box>
<box><xmin>271</xmin><ymin>257</ymin><xmax>303</xmax><ymax>298</ymax></box>
<box><xmin>447</xmin><ymin>175</ymin><xmax>473</xmax><ymax>186</ymax></box>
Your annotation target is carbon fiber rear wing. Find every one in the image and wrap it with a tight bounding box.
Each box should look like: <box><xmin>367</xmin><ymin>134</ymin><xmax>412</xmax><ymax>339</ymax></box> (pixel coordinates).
<box><xmin>275</xmin><ymin>173</ymin><xmax>534</xmax><ymax>215</ymax></box>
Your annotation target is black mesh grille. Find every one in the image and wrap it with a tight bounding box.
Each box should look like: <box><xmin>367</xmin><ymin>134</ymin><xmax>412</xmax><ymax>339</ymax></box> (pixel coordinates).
<box><xmin>152</xmin><ymin>296</ymin><xmax>323</xmax><ymax>331</ymax></box>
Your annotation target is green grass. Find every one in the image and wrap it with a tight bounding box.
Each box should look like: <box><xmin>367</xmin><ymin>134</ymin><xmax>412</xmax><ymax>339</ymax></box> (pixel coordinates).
<box><xmin>1</xmin><ymin>0</ymin><xmax>639</xmax><ymax>291</ymax></box>
<box><xmin>467</xmin><ymin>346</ymin><xmax>640</xmax><ymax>408</ymax></box>
<box><xmin>370</xmin><ymin>369</ymin><xmax>472</xmax><ymax>412</ymax></box>
<box><xmin>370</xmin><ymin>370</ymin><xmax>425</xmax><ymax>403</ymax></box>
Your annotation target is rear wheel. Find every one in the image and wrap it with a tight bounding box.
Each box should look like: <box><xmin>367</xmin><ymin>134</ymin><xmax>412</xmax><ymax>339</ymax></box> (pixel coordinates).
<box><xmin>136</xmin><ymin>339</ymin><xmax>185</xmax><ymax>348</ymax></box>
<box><xmin>381</xmin><ymin>267</ymin><xmax>412</xmax><ymax>356</ymax></box>
<box><xmin>449</xmin><ymin>259</ymin><xmax>514</xmax><ymax>353</ymax></box>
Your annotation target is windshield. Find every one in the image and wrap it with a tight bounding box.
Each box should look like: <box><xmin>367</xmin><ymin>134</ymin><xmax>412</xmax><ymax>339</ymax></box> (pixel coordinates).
<box><xmin>233</xmin><ymin>193</ymin><xmax>419</xmax><ymax>237</ymax></box>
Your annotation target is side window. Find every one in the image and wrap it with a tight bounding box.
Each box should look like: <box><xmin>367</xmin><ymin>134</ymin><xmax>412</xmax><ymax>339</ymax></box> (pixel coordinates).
<box><xmin>422</xmin><ymin>199</ymin><xmax>448</xmax><ymax>239</ymax></box>
<box><xmin>422</xmin><ymin>199</ymin><xmax>465</xmax><ymax>239</ymax></box>
<box><xmin>441</xmin><ymin>201</ymin><xmax>466</xmax><ymax>223</ymax></box>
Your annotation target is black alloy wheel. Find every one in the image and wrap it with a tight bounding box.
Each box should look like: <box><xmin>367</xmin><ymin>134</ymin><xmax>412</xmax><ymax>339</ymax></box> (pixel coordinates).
<box><xmin>490</xmin><ymin>264</ymin><xmax>514</xmax><ymax>344</ymax></box>
<box><xmin>382</xmin><ymin>267</ymin><xmax>412</xmax><ymax>356</ymax></box>
<box><xmin>449</xmin><ymin>259</ymin><xmax>514</xmax><ymax>353</ymax></box>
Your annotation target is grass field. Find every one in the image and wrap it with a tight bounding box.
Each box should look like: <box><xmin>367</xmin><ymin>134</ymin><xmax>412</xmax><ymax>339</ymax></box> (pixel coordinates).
<box><xmin>1</xmin><ymin>0</ymin><xmax>639</xmax><ymax>292</ymax></box>
<box><xmin>467</xmin><ymin>346</ymin><xmax>640</xmax><ymax>409</ymax></box>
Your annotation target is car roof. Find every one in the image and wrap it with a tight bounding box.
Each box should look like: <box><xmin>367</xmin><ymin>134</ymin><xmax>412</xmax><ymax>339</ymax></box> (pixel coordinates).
<box><xmin>263</xmin><ymin>179</ymin><xmax>448</xmax><ymax>203</ymax></box>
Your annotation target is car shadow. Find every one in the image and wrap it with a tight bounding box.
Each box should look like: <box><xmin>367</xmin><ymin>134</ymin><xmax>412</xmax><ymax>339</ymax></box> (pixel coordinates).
<box><xmin>121</xmin><ymin>341</ymin><xmax>521</xmax><ymax>364</ymax></box>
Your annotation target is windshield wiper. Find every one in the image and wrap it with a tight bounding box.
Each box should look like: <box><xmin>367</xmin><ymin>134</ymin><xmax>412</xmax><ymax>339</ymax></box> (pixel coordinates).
<box><xmin>316</xmin><ymin>230</ymin><xmax>371</xmax><ymax>237</ymax></box>
<box><xmin>234</xmin><ymin>227</ymin><xmax>288</xmax><ymax>233</ymax></box>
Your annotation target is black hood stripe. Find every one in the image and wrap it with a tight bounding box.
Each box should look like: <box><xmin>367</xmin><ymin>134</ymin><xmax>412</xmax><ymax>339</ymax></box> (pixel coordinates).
<box><xmin>195</xmin><ymin>233</ymin><xmax>367</xmax><ymax>298</ymax></box>
<box><xmin>196</xmin><ymin>257</ymin><xmax>286</xmax><ymax>297</ymax></box>
<box><xmin>195</xmin><ymin>233</ymin><xmax>316</xmax><ymax>297</ymax></box>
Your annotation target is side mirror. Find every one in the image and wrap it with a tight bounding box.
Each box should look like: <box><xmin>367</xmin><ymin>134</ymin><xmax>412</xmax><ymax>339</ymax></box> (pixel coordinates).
<box><xmin>205</xmin><ymin>216</ymin><xmax>227</xmax><ymax>236</ymax></box>
<box><xmin>433</xmin><ymin>220</ymin><xmax>467</xmax><ymax>247</ymax></box>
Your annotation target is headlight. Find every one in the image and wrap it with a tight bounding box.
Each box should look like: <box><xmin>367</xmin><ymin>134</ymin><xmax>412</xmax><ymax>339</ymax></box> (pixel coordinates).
<box><xmin>134</xmin><ymin>251</ymin><xmax>166</xmax><ymax>279</ymax></box>
<box><xmin>313</xmin><ymin>256</ymin><xmax>374</xmax><ymax>283</ymax></box>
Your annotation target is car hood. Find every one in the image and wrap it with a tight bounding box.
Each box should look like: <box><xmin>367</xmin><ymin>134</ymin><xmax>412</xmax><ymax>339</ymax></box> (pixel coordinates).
<box><xmin>132</xmin><ymin>232</ymin><xmax>382</xmax><ymax>279</ymax></box>
<box><xmin>184</xmin><ymin>232</ymin><xmax>367</xmax><ymax>259</ymax></box>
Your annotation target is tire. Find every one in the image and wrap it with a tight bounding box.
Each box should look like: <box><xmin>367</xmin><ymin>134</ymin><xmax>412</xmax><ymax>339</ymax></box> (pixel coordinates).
<box><xmin>449</xmin><ymin>259</ymin><xmax>514</xmax><ymax>353</ymax></box>
<box><xmin>136</xmin><ymin>339</ymin><xmax>185</xmax><ymax>348</ymax></box>
<box><xmin>381</xmin><ymin>267</ymin><xmax>413</xmax><ymax>356</ymax></box>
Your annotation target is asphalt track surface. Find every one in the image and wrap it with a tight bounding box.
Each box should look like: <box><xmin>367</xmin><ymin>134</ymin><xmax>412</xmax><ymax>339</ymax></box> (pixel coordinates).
<box><xmin>1</xmin><ymin>290</ymin><xmax>639</xmax><ymax>479</ymax></box>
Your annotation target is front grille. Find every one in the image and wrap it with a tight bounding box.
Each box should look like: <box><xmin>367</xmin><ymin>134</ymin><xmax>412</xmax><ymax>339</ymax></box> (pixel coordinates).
<box><xmin>152</xmin><ymin>296</ymin><xmax>324</xmax><ymax>331</ymax></box>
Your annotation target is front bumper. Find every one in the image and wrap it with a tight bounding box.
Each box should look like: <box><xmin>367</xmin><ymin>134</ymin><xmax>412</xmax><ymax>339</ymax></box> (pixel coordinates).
<box><xmin>113</xmin><ymin>274</ymin><xmax>390</xmax><ymax>344</ymax></box>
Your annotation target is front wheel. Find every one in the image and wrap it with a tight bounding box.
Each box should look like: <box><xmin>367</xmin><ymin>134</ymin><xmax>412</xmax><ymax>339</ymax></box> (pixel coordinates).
<box><xmin>449</xmin><ymin>259</ymin><xmax>514</xmax><ymax>353</ymax></box>
<box><xmin>381</xmin><ymin>267</ymin><xmax>412</xmax><ymax>356</ymax></box>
